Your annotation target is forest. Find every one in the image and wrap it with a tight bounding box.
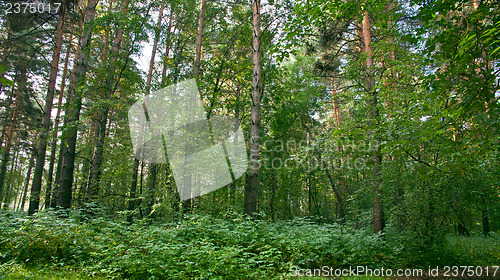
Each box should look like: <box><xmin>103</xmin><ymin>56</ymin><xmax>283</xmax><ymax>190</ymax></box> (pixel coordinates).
<box><xmin>0</xmin><ymin>0</ymin><xmax>499</xmax><ymax>279</ymax></box>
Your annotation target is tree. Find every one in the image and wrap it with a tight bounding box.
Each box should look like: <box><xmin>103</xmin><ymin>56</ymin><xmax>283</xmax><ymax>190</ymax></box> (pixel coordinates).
<box><xmin>44</xmin><ymin>34</ymin><xmax>74</xmax><ymax>209</ymax></box>
<box><xmin>28</xmin><ymin>0</ymin><xmax>68</xmax><ymax>215</ymax></box>
<box><xmin>57</xmin><ymin>0</ymin><xmax>99</xmax><ymax>209</ymax></box>
<box><xmin>244</xmin><ymin>0</ymin><xmax>262</xmax><ymax>217</ymax></box>
<box><xmin>193</xmin><ymin>0</ymin><xmax>206</xmax><ymax>77</ymax></box>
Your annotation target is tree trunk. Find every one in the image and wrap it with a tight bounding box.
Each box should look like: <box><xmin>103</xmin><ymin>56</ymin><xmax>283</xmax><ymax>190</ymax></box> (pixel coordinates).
<box><xmin>20</xmin><ymin>142</ymin><xmax>37</xmax><ymax>211</ymax></box>
<box><xmin>58</xmin><ymin>0</ymin><xmax>99</xmax><ymax>209</ymax></box>
<box><xmin>0</xmin><ymin>86</ymin><xmax>15</xmax><ymax>151</ymax></box>
<box><xmin>229</xmin><ymin>84</ymin><xmax>241</xmax><ymax>203</ymax></box>
<box><xmin>362</xmin><ymin>10</ymin><xmax>384</xmax><ymax>233</ymax></box>
<box><xmin>127</xmin><ymin>3</ymin><xmax>163</xmax><ymax>221</ymax></box>
<box><xmin>29</xmin><ymin>0</ymin><xmax>67</xmax><ymax>215</ymax></box>
<box><xmin>87</xmin><ymin>1</ymin><xmax>131</xmax><ymax>203</ymax></box>
<box><xmin>0</xmin><ymin>70</ymin><xmax>25</xmax><ymax>204</ymax></box>
<box><xmin>331</xmin><ymin>78</ymin><xmax>341</xmax><ymax>126</ymax></box>
<box><xmin>127</xmin><ymin>158</ymin><xmax>140</xmax><ymax>224</ymax></box>
<box><xmin>193</xmin><ymin>0</ymin><xmax>206</xmax><ymax>77</ymax></box>
<box><xmin>161</xmin><ymin>11</ymin><xmax>174</xmax><ymax>87</ymax></box>
<box><xmin>244</xmin><ymin>0</ymin><xmax>262</xmax><ymax>218</ymax></box>
<box><xmin>4</xmin><ymin>137</ymin><xmax>20</xmax><ymax>209</ymax></box>
<box><xmin>45</xmin><ymin>34</ymin><xmax>73</xmax><ymax>209</ymax></box>
<box><xmin>143</xmin><ymin>3</ymin><xmax>165</xmax><ymax>216</ymax></box>
<box><xmin>482</xmin><ymin>208</ymin><xmax>490</xmax><ymax>236</ymax></box>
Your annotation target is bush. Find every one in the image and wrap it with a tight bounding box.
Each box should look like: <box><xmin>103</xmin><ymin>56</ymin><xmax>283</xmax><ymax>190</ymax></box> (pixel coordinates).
<box><xmin>1</xmin><ymin>210</ymin><xmax>498</xmax><ymax>279</ymax></box>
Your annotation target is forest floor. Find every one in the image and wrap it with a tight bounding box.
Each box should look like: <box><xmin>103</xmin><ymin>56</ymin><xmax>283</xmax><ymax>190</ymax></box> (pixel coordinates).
<box><xmin>0</xmin><ymin>210</ymin><xmax>498</xmax><ymax>279</ymax></box>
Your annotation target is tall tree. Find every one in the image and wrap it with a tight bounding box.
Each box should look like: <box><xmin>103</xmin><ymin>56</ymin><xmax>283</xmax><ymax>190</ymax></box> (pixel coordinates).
<box><xmin>28</xmin><ymin>0</ymin><xmax>68</xmax><ymax>215</ymax></box>
<box><xmin>361</xmin><ymin>8</ymin><xmax>383</xmax><ymax>233</ymax></box>
<box><xmin>144</xmin><ymin>2</ymin><xmax>165</xmax><ymax>216</ymax></box>
<box><xmin>86</xmin><ymin>1</ymin><xmax>129</xmax><ymax>201</ymax></box>
<box><xmin>44</xmin><ymin>34</ymin><xmax>73</xmax><ymax>209</ymax></box>
<box><xmin>193</xmin><ymin>0</ymin><xmax>206</xmax><ymax>77</ymax></box>
<box><xmin>244</xmin><ymin>0</ymin><xmax>262</xmax><ymax>217</ymax></box>
<box><xmin>58</xmin><ymin>0</ymin><xmax>99</xmax><ymax>209</ymax></box>
<box><xmin>0</xmin><ymin>69</ymin><xmax>26</xmax><ymax>204</ymax></box>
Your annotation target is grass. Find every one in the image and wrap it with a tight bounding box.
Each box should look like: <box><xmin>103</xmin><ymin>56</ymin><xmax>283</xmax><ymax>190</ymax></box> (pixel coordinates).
<box><xmin>0</xmin><ymin>263</ymin><xmax>389</xmax><ymax>280</ymax></box>
<box><xmin>0</xmin><ymin>262</ymin><xmax>104</xmax><ymax>280</ymax></box>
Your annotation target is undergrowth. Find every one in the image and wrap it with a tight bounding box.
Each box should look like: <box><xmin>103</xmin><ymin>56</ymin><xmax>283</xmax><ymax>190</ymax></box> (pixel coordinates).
<box><xmin>0</xmin><ymin>210</ymin><xmax>498</xmax><ymax>279</ymax></box>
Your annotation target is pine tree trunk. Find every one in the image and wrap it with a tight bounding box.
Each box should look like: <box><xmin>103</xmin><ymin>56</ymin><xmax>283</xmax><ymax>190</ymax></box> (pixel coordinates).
<box><xmin>0</xmin><ymin>86</ymin><xmax>15</xmax><ymax>151</ymax></box>
<box><xmin>20</xmin><ymin>141</ymin><xmax>37</xmax><ymax>211</ymax></box>
<box><xmin>45</xmin><ymin>34</ymin><xmax>73</xmax><ymax>209</ymax></box>
<box><xmin>4</xmin><ymin>137</ymin><xmax>20</xmax><ymax>209</ymax></box>
<box><xmin>57</xmin><ymin>0</ymin><xmax>99</xmax><ymax>209</ymax></box>
<box><xmin>244</xmin><ymin>0</ymin><xmax>262</xmax><ymax>218</ymax></box>
<box><xmin>29</xmin><ymin>0</ymin><xmax>67</xmax><ymax>215</ymax></box>
<box><xmin>362</xmin><ymin>10</ymin><xmax>383</xmax><ymax>233</ymax></box>
<box><xmin>0</xmin><ymin>70</ymin><xmax>25</xmax><ymax>204</ymax></box>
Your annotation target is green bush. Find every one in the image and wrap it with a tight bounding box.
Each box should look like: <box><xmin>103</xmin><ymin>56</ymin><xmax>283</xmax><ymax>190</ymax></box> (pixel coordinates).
<box><xmin>1</xmin><ymin>210</ymin><xmax>498</xmax><ymax>279</ymax></box>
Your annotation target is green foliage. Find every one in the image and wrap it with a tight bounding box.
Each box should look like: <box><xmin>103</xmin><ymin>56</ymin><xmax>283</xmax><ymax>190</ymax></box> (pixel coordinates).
<box><xmin>1</xmin><ymin>210</ymin><xmax>498</xmax><ymax>279</ymax></box>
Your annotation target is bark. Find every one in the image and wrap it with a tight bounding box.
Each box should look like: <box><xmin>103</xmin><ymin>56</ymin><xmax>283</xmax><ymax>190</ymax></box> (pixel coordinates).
<box><xmin>0</xmin><ymin>87</ymin><xmax>15</xmax><ymax>151</ymax></box>
<box><xmin>57</xmin><ymin>0</ymin><xmax>99</xmax><ymax>209</ymax></box>
<box><xmin>19</xmin><ymin>133</ymin><xmax>38</xmax><ymax>211</ymax></box>
<box><xmin>331</xmin><ymin>78</ymin><xmax>341</xmax><ymax>126</ymax></box>
<box><xmin>127</xmin><ymin>158</ymin><xmax>140</xmax><ymax>224</ymax></box>
<box><xmin>244</xmin><ymin>0</ymin><xmax>261</xmax><ymax>218</ymax></box>
<box><xmin>193</xmin><ymin>0</ymin><xmax>206</xmax><ymax>77</ymax></box>
<box><xmin>4</xmin><ymin>137</ymin><xmax>20</xmax><ymax>208</ymax></box>
<box><xmin>161</xmin><ymin>11</ymin><xmax>174</xmax><ymax>87</ymax></box>
<box><xmin>482</xmin><ymin>208</ymin><xmax>490</xmax><ymax>236</ymax></box>
<box><xmin>127</xmin><ymin>2</ymin><xmax>163</xmax><ymax>220</ymax></box>
<box><xmin>0</xmin><ymin>70</ymin><xmax>25</xmax><ymax>204</ymax></box>
<box><xmin>29</xmin><ymin>0</ymin><xmax>67</xmax><ymax>215</ymax></box>
<box><xmin>362</xmin><ymin>10</ymin><xmax>383</xmax><ymax>233</ymax></box>
<box><xmin>142</xmin><ymin>3</ymin><xmax>165</xmax><ymax>216</ymax></box>
<box><xmin>146</xmin><ymin>3</ymin><xmax>164</xmax><ymax>94</ymax></box>
<box><xmin>325</xmin><ymin>167</ymin><xmax>344</xmax><ymax>222</ymax></box>
<box><xmin>229</xmin><ymin>84</ymin><xmax>241</xmax><ymax>203</ymax></box>
<box><xmin>45</xmin><ymin>34</ymin><xmax>73</xmax><ymax>209</ymax></box>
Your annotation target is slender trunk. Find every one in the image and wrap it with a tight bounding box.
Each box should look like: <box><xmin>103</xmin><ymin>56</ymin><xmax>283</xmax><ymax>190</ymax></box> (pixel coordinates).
<box><xmin>58</xmin><ymin>0</ymin><xmax>99</xmax><ymax>209</ymax></box>
<box><xmin>45</xmin><ymin>33</ymin><xmax>73</xmax><ymax>209</ymax></box>
<box><xmin>20</xmin><ymin>143</ymin><xmax>36</xmax><ymax>211</ymax></box>
<box><xmin>0</xmin><ymin>86</ymin><xmax>15</xmax><ymax>150</ymax></box>
<box><xmin>0</xmin><ymin>71</ymin><xmax>25</xmax><ymax>204</ymax></box>
<box><xmin>146</xmin><ymin>3</ymin><xmax>164</xmax><ymax>93</ymax></box>
<box><xmin>229</xmin><ymin>84</ymin><xmax>241</xmax><ymax>203</ymax></box>
<box><xmin>0</xmin><ymin>32</ymin><xmax>11</xmax><ymax>97</ymax></box>
<box><xmin>87</xmin><ymin>2</ymin><xmax>129</xmax><ymax>202</ymax></box>
<box><xmin>142</xmin><ymin>3</ymin><xmax>165</xmax><ymax>216</ymax></box>
<box><xmin>127</xmin><ymin>158</ymin><xmax>139</xmax><ymax>224</ymax></box>
<box><xmin>193</xmin><ymin>0</ymin><xmax>206</xmax><ymax>77</ymax></box>
<box><xmin>331</xmin><ymin>78</ymin><xmax>340</xmax><ymax>126</ymax></box>
<box><xmin>325</xmin><ymin>167</ymin><xmax>344</xmax><ymax>222</ymax></box>
<box><xmin>244</xmin><ymin>0</ymin><xmax>261</xmax><ymax>217</ymax></box>
<box><xmin>29</xmin><ymin>0</ymin><xmax>67</xmax><ymax>215</ymax></box>
<box><xmin>4</xmin><ymin>137</ymin><xmax>20</xmax><ymax>208</ymax></box>
<box><xmin>362</xmin><ymin>10</ymin><xmax>383</xmax><ymax>233</ymax></box>
<box><xmin>161</xmin><ymin>11</ymin><xmax>174</xmax><ymax>87</ymax></box>
<box><xmin>482</xmin><ymin>208</ymin><xmax>490</xmax><ymax>236</ymax></box>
